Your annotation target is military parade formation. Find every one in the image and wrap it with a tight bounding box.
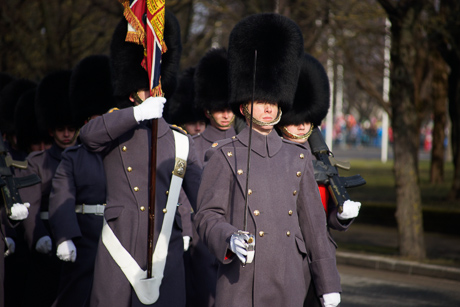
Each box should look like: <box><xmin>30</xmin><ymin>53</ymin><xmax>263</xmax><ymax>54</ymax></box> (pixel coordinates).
<box><xmin>0</xmin><ymin>4</ymin><xmax>363</xmax><ymax>307</ymax></box>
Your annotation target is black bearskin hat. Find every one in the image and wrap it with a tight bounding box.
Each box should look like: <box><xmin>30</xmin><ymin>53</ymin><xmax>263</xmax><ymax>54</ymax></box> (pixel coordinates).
<box><xmin>0</xmin><ymin>79</ymin><xmax>37</xmax><ymax>135</ymax></box>
<box><xmin>161</xmin><ymin>10</ymin><xmax>182</xmax><ymax>102</ymax></box>
<box><xmin>110</xmin><ymin>10</ymin><xmax>182</xmax><ymax>109</ymax></box>
<box><xmin>15</xmin><ymin>88</ymin><xmax>52</xmax><ymax>152</ymax></box>
<box><xmin>278</xmin><ymin>53</ymin><xmax>330</xmax><ymax>127</ymax></box>
<box><xmin>35</xmin><ymin>70</ymin><xmax>76</xmax><ymax>131</ymax></box>
<box><xmin>0</xmin><ymin>72</ymin><xmax>15</xmax><ymax>92</ymax></box>
<box><xmin>70</xmin><ymin>55</ymin><xmax>115</xmax><ymax>128</ymax></box>
<box><xmin>194</xmin><ymin>47</ymin><xmax>229</xmax><ymax>112</ymax></box>
<box><xmin>168</xmin><ymin>67</ymin><xmax>207</xmax><ymax>125</ymax></box>
<box><xmin>228</xmin><ymin>13</ymin><xmax>304</xmax><ymax>117</ymax></box>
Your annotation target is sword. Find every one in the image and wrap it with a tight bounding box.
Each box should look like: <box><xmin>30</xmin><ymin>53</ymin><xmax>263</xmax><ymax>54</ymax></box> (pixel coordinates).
<box><xmin>235</xmin><ymin>50</ymin><xmax>257</xmax><ymax>265</ymax></box>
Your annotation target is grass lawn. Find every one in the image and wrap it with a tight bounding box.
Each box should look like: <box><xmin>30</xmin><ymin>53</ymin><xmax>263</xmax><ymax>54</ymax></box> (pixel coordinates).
<box><xmin>341</xmin><ymin>159</ymin><xmax>460</xmax><ymax>212</ymax></box>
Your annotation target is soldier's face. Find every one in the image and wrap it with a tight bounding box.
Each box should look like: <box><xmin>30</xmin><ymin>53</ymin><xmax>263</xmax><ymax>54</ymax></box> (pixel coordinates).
<box><xmin>207</xmin><ymin>109</ymin><xmax>234</xmax><ymax>130</ymax></box>
<box><xmin>284</xmin><ymin>123</ymin><xmax>311</xmax><ymax>144</ymax></box>
<box><xmin>241</xmin><ymin>101</ymin><xmax>278</xmax><ymax>135</ymax></box>
<box><xmin>184</xmin><ymin>121</ymin><xmax>206</xmax><ymax>135</ymax></box>
<box><xmin>30</xmin><ymin>141</ymin><xmax>51</xmax><ymax>152</ymax></box>
<box><xmin>130</xmin><ymin>89</ymin><xmax>151</xmax><ymax>106</ymax></box>
<box><xmin>49</xmin><ymin>126</ymin><xmax>78</xmax><ymax>149</ymax></box>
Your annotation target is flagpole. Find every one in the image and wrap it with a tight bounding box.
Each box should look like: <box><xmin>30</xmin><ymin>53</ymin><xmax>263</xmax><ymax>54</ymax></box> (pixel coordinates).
<box><xmin>147</xmin><ymin>117</ymin><xmax>158</xmax><ymax>278</ymax></box>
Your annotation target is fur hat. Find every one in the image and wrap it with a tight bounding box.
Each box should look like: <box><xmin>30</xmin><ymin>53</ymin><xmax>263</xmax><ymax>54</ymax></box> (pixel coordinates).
<box><xmin>0</xmin><ymin>79</ymin><xmax>37</xmax><ymax>135</ymax></box>
<box><xmin>0</xmin><ymin>72</ymin><xmax>15</xmax><ymax>92</ymax></box>
<box><xmin>110</xmin><ymin>10</ymin><xmax>182</xmax><ymax>109</ymax></box>
<box><xmin>70</xmin><ymin>55</ymin><xmax>115</xmax><ymax>128</ymax></box>
<box><xmin>15</xmin><ymin>88</ymin><xmax>52</xmax><ymax>152</ymax></box>
<box><xmin>35</xmin><ymin>70</ymin><xmax>76</xmax><ymax>131</ymax></box>
<box><xmin>278</xmin><ymin>53</ymin><xmax>330</xmax><ymax>127</ymax></box>
<box><xmin>168</xmin><ymin>67</ymin><xmax>207</xmax><ymax>125</ymax></box>
<box><xmin>228</xmin><ymin>13</ymin><xmax>304</xmax><ymax>116</ymax></box>
<box><xmin>194</xmin><ymin>47</ymin><xmax>229</xmax><ymax>112</ymax></box>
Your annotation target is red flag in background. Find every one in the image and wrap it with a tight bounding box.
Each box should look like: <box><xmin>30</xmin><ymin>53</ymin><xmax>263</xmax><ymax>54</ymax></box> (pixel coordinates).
<box><xmin>119</xmin><ymin>0</ymin><xmax>167</xmax><ymax>97</ymax></box>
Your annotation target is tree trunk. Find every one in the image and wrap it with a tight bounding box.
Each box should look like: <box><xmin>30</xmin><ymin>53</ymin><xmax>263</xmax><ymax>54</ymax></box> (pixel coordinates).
<box><xmin>448</xmin><ymin>63</ymin><xmax>460</xmax><ymax>200</ymax></box>
<box><xmin>385</xmin><ymin>2</ymin><xmax>426</xmax><ymax>260</ymax></box>
<box><xmin>430</xmin><ymin>52</ymin><xmax>448</xmax><ymax>184</ymax></box>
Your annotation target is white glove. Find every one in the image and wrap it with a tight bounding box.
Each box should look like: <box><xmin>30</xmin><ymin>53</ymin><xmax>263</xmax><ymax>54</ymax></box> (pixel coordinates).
<box><xmin>183</xmin><ymin>236</ymin><xmax>191</xmax><ymax>252</ymax></box>
<box><xmin>337</xmin><ymin>199</ymin><xmax>361</xmax><ymax>220</ymax></box>
<box><xmin>133</xmin><ymin>96</ymin><xmax>166</xmax><ymax>122</ymax></box>
<box><xmin>4</xmin><ymin>237</ymin><xmax>15</xmax><ymax>257</ymax></box>
<box><xmin>56</xmin><ymin>240</ymin><xmax>77</xmax><ymax>262</ymax></box>
<box><xmin>230</xmin><ymin>232</ymin><xmax>255</xmax><ymax>264</ymax></box>
<box><xmin>323</xmin><ymin>292</ymin><xmax>341</xmax><ymax>307</ymax></box>
<box><xmin>9</xmin><ymin>202</ymin><xmax>30</xmax><ymax>220</ymax></box>
<box><xmin>35</xmin><ymin>235</ymin><xmax>52</xmax><ymax>254</ymax></box>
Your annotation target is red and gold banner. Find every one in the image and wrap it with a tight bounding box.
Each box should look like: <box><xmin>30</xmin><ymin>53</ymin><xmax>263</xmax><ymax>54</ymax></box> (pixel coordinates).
<box><xmin>119</xmin><ymin>0</ymin><xmax>167</xmax><ymax>97</ymax></box>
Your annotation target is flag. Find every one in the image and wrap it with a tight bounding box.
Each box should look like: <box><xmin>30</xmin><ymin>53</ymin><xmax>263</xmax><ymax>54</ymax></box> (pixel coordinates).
<box><xmin>119</xmin><ymin>0</ymin><xmax>167</xmax><ymax>97</ymax></box>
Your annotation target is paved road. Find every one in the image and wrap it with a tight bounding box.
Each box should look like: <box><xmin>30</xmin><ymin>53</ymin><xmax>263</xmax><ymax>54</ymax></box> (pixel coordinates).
<box><xmin>338</xmin><ymin>264</ymin><xmax>460</xmax><ymax>306</ymax></box>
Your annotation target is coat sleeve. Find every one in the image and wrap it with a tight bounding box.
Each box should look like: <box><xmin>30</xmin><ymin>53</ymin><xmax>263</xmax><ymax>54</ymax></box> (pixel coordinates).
<box><xmin>193</xmin><ymin>149</ymin><xmax>238</xmax><ymax>264</ymax></box>
<box><xmin>17</xmin><ymin>158</ymin><xmax>50</xmax><ymax>250</ymax></box>
<box><xmin>182</xmin><ymin>135</ymin><xmax>203</xmax><ymax>213</ymax></box>
<box><xmin>297</xmin><ymin>151</ymin><xmax>342</xmax><ymax>296</ymax></box>
<box><xmin>48</xmin><ymin>150</ymin><xmax>81</xmax><ymax>245</ymax></box>
<box><xmin>79</xmin><ymin>108</ymin><xmax>138</xmax><ymax>153</ymax></box>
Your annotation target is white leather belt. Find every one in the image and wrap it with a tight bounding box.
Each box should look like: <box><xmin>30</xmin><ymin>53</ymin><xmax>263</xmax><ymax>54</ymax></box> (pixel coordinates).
<box><xmin>75</xmin><ymin>204</ymin><xmax>106</xmax><ymax>215</ymax></box>
<box><xmin>101</xmin><ymin>130</ymin><xmax>189</xmax><ymax>305</ymax></box>
<box><xmin>40</xmin><ymin>212</ymin><xmax>49</xmax><ymax>220</ymax></box>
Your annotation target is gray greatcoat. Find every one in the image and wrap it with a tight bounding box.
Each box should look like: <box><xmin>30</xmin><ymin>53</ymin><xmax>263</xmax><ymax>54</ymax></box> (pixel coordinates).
<box><xmin>48</xmin><ymin>144</ymin><xmax>106</xmax><ymax>307</ymax></box>
<box><xmin>194</xmin><ymin>127</ymin><xmax>341</xmax><ymax>307</ymax></box>
<box><xmin>79</xmin><ymin>108</ymin><xmax>202</xmax><ymax>307</ymax></box>
<box><xmin>18</xmin><ymin>142</ymin><xmax>64</xmax><ymax>307</ymax></box>
<box><xmin>185</xmin><ymin>124</ymin><xmax>237</xmax><ymax>307</ymax></box>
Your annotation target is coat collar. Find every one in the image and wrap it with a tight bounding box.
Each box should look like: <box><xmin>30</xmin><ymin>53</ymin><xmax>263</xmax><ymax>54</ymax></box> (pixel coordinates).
<box><xmin>201</xmin><ymin>125</ymin><xmax>236</xmax><ymax>143</ymax></box>
<box><xmin>237</xmin><ymin>126</ymin><xmax>282</xmax><ymax>157</ymax></box>
<box><xmin>142</xmin><ymin>117</ymin><xmax>169</xmax><ymax>138</ymax></box>
<box><xmin>48</xmin><ymin>142</ymin><xmax>65</xmax><ymax>160</ymax></box>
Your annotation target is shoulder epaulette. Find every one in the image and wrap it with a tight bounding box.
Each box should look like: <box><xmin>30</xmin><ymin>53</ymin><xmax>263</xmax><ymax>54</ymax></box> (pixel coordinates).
<box><xmin>27</xmin><ymin>149</ymin><xmax>45</xmax><ymax>159</ymax></box>
<box><xmin>107</xmin><ymin>107</ymin><xmax>119</xmax><ymax>113</ymax></box>
<box><xmin>63</xmin><ymin>144</ymin><xmax>82</xmax><ymax>153</ymax></box>
<box><xmin>170</xmin><ymin>124</ymin><xmax>187</xmax><ymax>135</ymax></box>
<box><xmin>211</xmin><ymin>137</ymin><xmax>234</xmax><ymax>149</ymax></box>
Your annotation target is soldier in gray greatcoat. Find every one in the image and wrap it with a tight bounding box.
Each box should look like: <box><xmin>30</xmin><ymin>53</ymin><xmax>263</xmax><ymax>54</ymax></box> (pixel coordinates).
<box><xmin>48</xmin><ymin>54</ymin><xmax>116</xmax><ymax>307</ymax></box>
<box><xmin>192</xmin><ymin>47</ymin><xmax>236</xmax><ymax>160</ymax></box>
<box><xmin>79</xmin><ymin>12</ymin><xmax>202</xmax><ymax>307</ymax></box>
<box><xmin>194</xmin><ymin>13</ymin><xmax>342</xmax><ymax>307</ymax></box>
<box><xmin>18</xmin><ymin>70</ymin><xmax>79</xmax><ymax>307</ymax></box>
<box><xmin>275</xmin><ymin>52</ymin><xmax>362</xmax><ymax>306</ymax></box>
<box><xmin>183</xmin><ymin>47</ymin><xmax>238</xmax><ymax>307</ymax></box>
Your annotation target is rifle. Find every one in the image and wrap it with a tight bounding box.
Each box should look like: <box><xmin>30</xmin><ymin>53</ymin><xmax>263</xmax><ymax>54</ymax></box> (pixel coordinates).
<box><xmin>0</xmin><ymin>133</ymin><xmax>41</xmax><ymax>217</ymax></box>
<box><xmin>308</xmin><ymin>126</ymin><xmax>366</xmax><ymax>213</ymax></box>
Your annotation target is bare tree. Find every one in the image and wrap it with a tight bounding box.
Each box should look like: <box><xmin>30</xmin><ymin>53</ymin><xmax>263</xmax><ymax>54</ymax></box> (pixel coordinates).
<box><xmin>376</xmin><ymin>0</ymin><xmax>433</xmax><ymax>260</ymax></box>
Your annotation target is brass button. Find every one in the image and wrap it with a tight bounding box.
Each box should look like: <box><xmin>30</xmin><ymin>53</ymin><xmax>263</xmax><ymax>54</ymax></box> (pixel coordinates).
<box><xmin>300</xmin><ymin>153</ymin><xmax>304</xmax><ymax>159</ymax></box>
<box><xmin>122</xmin><ymin>146</ymin><xmax>127</xmax><ymax>152</ymax></box>
<box><xmin>232</xmin><ymin>136</ymin><xmax>236</xmax><ymax>139</ymax></box>
<box><xmin>288</xmin><ymin>210</ymin><xmax>293</xmax><ymax>216</ymax></box>
<box><xmin>163</xmin><ymin>208</ymin><xmax>167</xmax><ymax>213</ymax></box>
<box><xmin>286</xmin><ymin>231</ymin><xmax>291</xmax><ymax>237</ymax></box>
<box><xmin>296</xmin><ymin>171</ymin><xmax>301</xmax><ymax>177</ymax></box>
<box><xmin>227</xmin><ymin>151</ymin><xmax>233</xmax><ymax>157</ymax></box>
<box><xmin>134</xmin><ymin>187</ymin><xmax>139</xmax><ymax>192</ymax></box>
<box><xmin>293</xmin><ymin>190</ymin><xmax>297</xmax><ymax>196</ymax></box>
<box><xmin>259</xmin><ymin>231</ymin><xmax>264</xmax><ymax>237</ymax></box>
<box><xmin>248</xmin><ymin>189</ymin><xmax>252</xmax><ymax>195</ymax></box>
<box><xmin>165</xmin><ymin>190</ymin><xmax>169</xmax><ymax>195</ymax></box>
<box><xmin>127</xmin><ymin>167</ymin><xmax>132</xmax><ymax>172</ymax></box>
<box><xmin>237</xmin><ymin>169</ymin><xmax>243</xmax><ymax>175</ymax></box>
<box><xmin>212</xmin><ymin>142</ymin><xmax>218</xmax><ymax>147</ymax></box>
<box><xmin>140</xmin><ymin>206</ymin><xmax>145</xmax><ymax>211</ymax></box>
<box><xmin>254</xmin><ymin>210</ymin><xmax>260</xmax><ymax>216</ymax></box>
